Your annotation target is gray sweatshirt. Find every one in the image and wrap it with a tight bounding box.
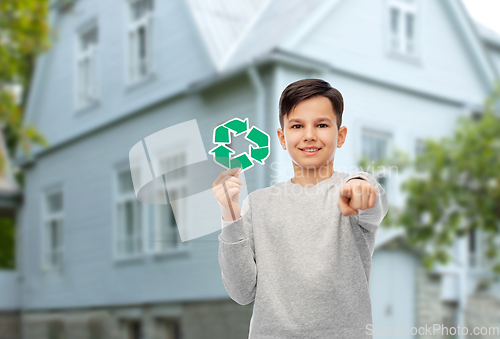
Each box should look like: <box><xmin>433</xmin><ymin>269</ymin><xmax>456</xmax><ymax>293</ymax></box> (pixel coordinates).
<box><xmin>218</xmin><ymin>171</ymin><xmax>389</xmax><ymax>339</ymax></box>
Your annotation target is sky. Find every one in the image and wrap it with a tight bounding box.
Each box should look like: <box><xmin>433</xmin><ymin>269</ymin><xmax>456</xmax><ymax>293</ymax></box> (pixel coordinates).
<box><xmin>462</xmin><ymin>0</ymin><xmax>500</xmax><ymax>35</ymax></box>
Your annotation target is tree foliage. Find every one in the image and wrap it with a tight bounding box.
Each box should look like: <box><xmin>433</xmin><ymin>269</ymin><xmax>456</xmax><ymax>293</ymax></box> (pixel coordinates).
<box><xmin>0</xmin><ymin>0</ymin><xmax>52</xmax><ymax>269</ymax></box>
<box><xmin>361</xmin><ymin>81</ymin><xmax>500</xmax><ymax>275</ymax></box>
<box><xmin>0</xmin><ymin>0</ymin><xmax>50</xmax><ymax>176</ymax></box>
<box><xmin>0</xmin><ymin>218</ymin><xmax>15</xmax><ymax>268</ymax></box>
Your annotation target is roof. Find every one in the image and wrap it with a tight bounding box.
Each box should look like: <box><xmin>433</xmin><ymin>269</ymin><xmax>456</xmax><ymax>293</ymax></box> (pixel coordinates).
<box><xmin>186</xmin><ymin>0</ymin><xmax>498</xmax><ymax>84</ymax></box>
<box><xmin>474</xmin><ymin>20</ymin><xmax>500</xmax><ymax>49</ymax></box>
<box><xmin>218</xmin><ymin>0</ymin><xmax>327</xmax><ymax>71</ymax></box>
<box><xmin>186</xmin><ymin>0</ymin><xmax>327</xmax><ymax>72</ymax></box>
<box><xmin>185</xmin><ymin>0</ymin><xmax>270</xmax><ymax>68</ymax></box>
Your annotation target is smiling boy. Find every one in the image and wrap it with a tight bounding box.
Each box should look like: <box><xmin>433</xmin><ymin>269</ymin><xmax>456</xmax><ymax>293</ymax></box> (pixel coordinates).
<box><xmin>213</xmin><ymin>78</ymin><xmax>389</xmax><ymax>338</ymax></box>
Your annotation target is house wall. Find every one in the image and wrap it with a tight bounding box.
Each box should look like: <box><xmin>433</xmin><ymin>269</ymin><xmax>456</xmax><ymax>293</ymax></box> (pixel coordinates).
<box><xmin>465</xmin><ymin>291</ymin><xmax>500</xmax><ymax>338</ymax></box>
<box><xmin>19</xmin><ymin>73</ymin><xmax>265</xmax><ymax>311</ymax></box>
<box><xmin>23</xmin><ymin>0</ymin><xmax>214</xmax><ymax>155</ymax></box>
<box><xmin>315</xmin><ymin>67</ymin><xmax>470</xmax><ymax>207</ymax></box>
<box><xmin>22</xmin><ymin>300</ymin><xmax>252</xmax><ymax>339</ymax></box>
<box><xmin>416</xmin><ymin>265</ymin><xmax>443</xmax><ymax>339</ymax></box>
<box><xmin>0</xmin><ymin>312</ymin><xmax>20</xmax><ymax>339</ymax></box>
<box><xmin>295</xmin><ymin>0</ymin><xmax>487</xmax><ymax>105</ymax></box>
<box><xmin>486</xmin><ymin>48</ymin><xmax>500</xmax><ymax>79</ymax></box>
<box><xmin>0</xmin><ymin>271</ymin><xmax>19</xmax><ymax>310</ymax></box>
<box><xmin>16</xmin><ymin>0</ymin><xmax>500</xmax><ymax>337</ymax></box>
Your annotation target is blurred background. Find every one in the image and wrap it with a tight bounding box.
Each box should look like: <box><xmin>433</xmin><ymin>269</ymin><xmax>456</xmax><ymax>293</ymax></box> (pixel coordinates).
<box><xmin>1</xmin><ymin>0</ymin><xmax>500</xmax><ymax>338</ymax></box>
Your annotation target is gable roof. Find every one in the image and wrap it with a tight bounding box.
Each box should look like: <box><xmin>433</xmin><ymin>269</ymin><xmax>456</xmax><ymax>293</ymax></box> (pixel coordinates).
<box><xmin>218</xmin><ymin>0</ymin><xmax>327</xmax><ymax>71</ymax></box>
<box><xmin>442</xmin><ymin>0</ymin><xmax>499</xmax><ymax>89</ymax></box>
<box><xmin>185</xmin><ymin>0</ymin><xmax>270</xmax><ymax>68</ymax></box>
<box><xmin>187</xmin><ymin>0</ymin><xmax>498</xmax><ymax>89</ymax></box>
<box><xmin>474</xmin><ymin>20</ymin><xmax>500</xmax><ymax>50</ymax></box>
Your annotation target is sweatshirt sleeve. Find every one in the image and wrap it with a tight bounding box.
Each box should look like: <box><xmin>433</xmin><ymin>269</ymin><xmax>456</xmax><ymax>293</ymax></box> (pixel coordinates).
<box><xmin>343</xmin><ymin>172</ymin><xmax>389</xmax><ymax>256</ymax></box>
<box><xmin>343</xmin><ymin>171</ymin><xmax>389</xmax><ymax>231</ymax></box>
<box><xmin>218</xmin><ymin>193</ymin><xmax>257</xmax><ymax>305</ymax></box>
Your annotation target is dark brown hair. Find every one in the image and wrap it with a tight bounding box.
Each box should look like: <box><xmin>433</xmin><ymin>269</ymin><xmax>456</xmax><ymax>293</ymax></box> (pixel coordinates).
<box><xmin>278</xmin><ymin>78</ymin><xmax>344</xmax><ymax>131</ymax></box>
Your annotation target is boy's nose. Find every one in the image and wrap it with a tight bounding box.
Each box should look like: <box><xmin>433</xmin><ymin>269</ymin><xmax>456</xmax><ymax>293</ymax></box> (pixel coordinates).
<box><xmin>303</xmin><ymin>127</ymin><xmax>317</xmax><ymax>141</ymax></box>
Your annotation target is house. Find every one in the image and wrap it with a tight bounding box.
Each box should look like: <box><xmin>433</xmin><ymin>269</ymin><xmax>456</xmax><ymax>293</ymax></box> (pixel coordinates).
<box><xmin>1</xmin><ymin>0</ymin><xmax>499</xmax><ymax>338</ymax></box>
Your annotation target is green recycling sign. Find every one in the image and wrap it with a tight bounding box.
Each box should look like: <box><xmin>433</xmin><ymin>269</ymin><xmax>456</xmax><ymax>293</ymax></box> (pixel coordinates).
<box><xmin>209</xmin><ymin>117</ymin><xmax>270</xmax><ymax>172</ymax></box>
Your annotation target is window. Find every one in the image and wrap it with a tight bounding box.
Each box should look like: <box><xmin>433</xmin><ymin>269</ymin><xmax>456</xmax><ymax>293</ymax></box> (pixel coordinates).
<box><xmin>123</xmin><ymin>320</ymin><xmax>142</xmax><ymax>339</ymax></box>
<box><xmin>88</xmin><ymin>320</ymin><xmax>104</xmax><ymax>339</ymax></box>
<box><xmin>362</xmin><ymin>130</ymin><xmax>390</xmax><ymax>162</ymax></box>
<box><xmin>468</xmin><ymin>228</ymin><xmax>485</xmax><ymax>268</ymax></box>
<box><xmin>468</xmin><ymin>228</ymin><xmax>477</xmax><ymax>267</ymax></box>
<box><xmin>115</xmin><ymin>167</ymin><xmax>142</xmax><ymax>258</ymax></box>
<box><xmin>42</xmin><ymin>189</ymin><xmax>64</xmax><ymax>271</ymax></box>
<box><xmin>155</xmin><ymin>318</ymin><xmax>183</xmax><ymax>339</ymax></box>
<box><xmin>76</xmin><ymin>24</ymin><xmax>98</xmax><ymax>109</ymax></box>
<box><xmin>127</xmin><ymin>0</ymin><xmax>154</xmax><ymax>84</ymax></box>
<box><xmin>415</xmin><ymin>138</ymin><xmax>426</xmax><ymax>157</ymax></box>
<box><xmin>361</xmin><ymin>129</ymin><xmax>391</xmax><ymax>190</ymax></box>
<box><xmin>387</xmin><ymin>0</ymin><xmax>418</xmax><ymax>57</ymax></box>
<box><xmin>471</xmin><ymin>110</ymin><xmax>483</xmax><ymax>122</ymax></box>
<box><xmin>47</xmin><ymin>321</ymin><xmax>65</xmax><ymax>339</ymax></box>
<box><xmin>147</xmin><ymin>152</ymin><xmax>187</xmax><ymax>253</ymax></box>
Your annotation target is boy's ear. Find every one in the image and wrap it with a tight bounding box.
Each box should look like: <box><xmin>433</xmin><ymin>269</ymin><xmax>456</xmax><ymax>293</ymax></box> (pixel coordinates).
<box><xmin>277</xmin><ymin>128</ymin><xmax>286</xmax><ymax>150</ymax></box>
<box><xmin>337</xmin><ymin>126</ymin><xmax>347</xmax><ymax>148</ymax></box>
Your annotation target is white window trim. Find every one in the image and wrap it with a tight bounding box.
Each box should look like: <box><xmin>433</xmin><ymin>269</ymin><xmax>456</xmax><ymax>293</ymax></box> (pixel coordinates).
<box><xmin>360</xmin><ymin>128</ymin><xmax>393</xmax><ymax>195</ymax></box>
<box><xmin>146</xmin><ymin>151</ymin><xmax>190</xmax><ymax>257</ymax></box>
<box><xmin>414</xmin><ymin>137</ymin><xmax>426</xmax><ymax>158</ymax></box>
<box><xmin>113</xmin><ymin>165</ymin><xmax>144</xmax><ymax>261</ymax></box>
<box><xmin>41</xmin><ymin>186</ymin><xmax>64</xmax><ymax>273</ymax></box>
<box><xmin>154</xmin><ymin>317</ymin><xmax>183</xmax><ymax>339</ymax></box>
<box><xmin>469</xmin><ymin>228</ymin><xmax>491</xmax><ymax>272</ymax></box>
<box><xmin>385</xmin><ymin>0</ymin><xmax>422</xmax><ymax>62</ymax></box>
<box><xmin>125</xmin><ymin>0</ymin><xmax>155</xmax><ymax>87</ymax></box>
<box><xmin>113</xmin><ymin>155</ymin><xmax>191</xmax><ymax>263</ymax></box>
<box><xmin>74</xmin><ymin>19</ymin><xmax>99</xmax><ymax>113</ymax></box>
<box><xmin>120</xmin><ymin>318</ymin><xmax>143</xmax><ymax>339</ymax></box>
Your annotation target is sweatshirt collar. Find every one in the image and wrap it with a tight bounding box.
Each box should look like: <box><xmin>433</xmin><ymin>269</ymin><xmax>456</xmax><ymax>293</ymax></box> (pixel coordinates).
<box><xmin>286</xmin><ymin>171</ymin><xmax>345</xmax><ymax>189</ymax></box>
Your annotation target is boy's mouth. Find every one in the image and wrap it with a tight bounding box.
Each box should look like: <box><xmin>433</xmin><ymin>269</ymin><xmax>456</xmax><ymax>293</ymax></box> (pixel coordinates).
<box><xmin>299</xmin><ymin>147</ymin><xmax>321</xmax><ymax>154</ymax></box>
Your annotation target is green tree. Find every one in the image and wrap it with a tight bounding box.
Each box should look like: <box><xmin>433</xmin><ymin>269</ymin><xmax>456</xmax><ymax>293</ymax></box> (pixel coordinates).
<box><xmin>1</xmin><ymin>0</ymin><xmax>50</xmax><ymax>172</ymax></box>
<box><xmin>360</xmin><ymin>81</ymin><xmax>500</xmax><ymax>276</ymax></box>
<box><xmin>0</xmin><ymin>217</ymin><xmax>15</xmax><ymax>268</ymax></box>
<box><xmin>0</xmin><ymin>0</ymin><xmax>52</xmax><ymax>268</ymax></box>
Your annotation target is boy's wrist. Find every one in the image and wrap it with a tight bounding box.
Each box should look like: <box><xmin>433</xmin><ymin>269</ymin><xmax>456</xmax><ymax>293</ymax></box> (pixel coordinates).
<box><xmin>222</xmin><ymin>208</ymin><xmax>241</xmax><ymax>222</ymax></box>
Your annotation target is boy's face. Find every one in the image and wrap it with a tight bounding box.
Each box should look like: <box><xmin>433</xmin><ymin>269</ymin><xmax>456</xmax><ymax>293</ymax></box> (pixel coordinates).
<box><xmin>277</xmin><ymin>95</ymin><xmax>347</xmax><ymax>172</ymax></box>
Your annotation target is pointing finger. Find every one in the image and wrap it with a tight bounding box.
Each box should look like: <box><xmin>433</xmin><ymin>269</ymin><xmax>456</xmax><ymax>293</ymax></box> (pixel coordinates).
<box><xmin>368</xmin><ymin>186</ymin><xmax>377</xmax><ymax>209</ymax></box>
<box><xmin>341</xmin><ymin>183</ymin><xmax>352</xmax><ymax>199</ymax></box>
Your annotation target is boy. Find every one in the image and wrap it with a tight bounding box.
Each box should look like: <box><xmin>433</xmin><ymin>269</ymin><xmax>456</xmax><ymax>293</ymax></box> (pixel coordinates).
<box><xmin>212</xmin><ymin>78</ymin><xmax>389</xmax><ymax>338</ymax></box>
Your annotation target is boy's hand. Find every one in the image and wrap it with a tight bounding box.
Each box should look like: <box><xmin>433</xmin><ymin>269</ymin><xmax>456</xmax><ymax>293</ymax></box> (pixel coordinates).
<box><xmin>338</xmin><ymin>179</ymin><xmax>377</xmax><ymax>217</ymax></box>
<box><xmin>212</xmin><ymin>167</ymin><xmax>244</xmax><ymax>221</ymax></box>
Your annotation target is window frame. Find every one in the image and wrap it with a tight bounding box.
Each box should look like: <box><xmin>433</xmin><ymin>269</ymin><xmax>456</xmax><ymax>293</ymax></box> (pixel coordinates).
<box><xmin>120</xmin><ymin>318</ymin><xmax>143</xmax><ymax>339</ymax></box>
<box><xmin>74</xmin><ymin>19</ymin><xmax>99</xmax><ymax>112</ymax></box>
<box><xmin>146</xmin><ymin>150</ymin><xmax>190</xmax><ymax>256</ymax></box>
<box><xmin>154</xmin><ymin>317</ymin><xmax>183</xmax><ymax>339</ymax></box>
<box><xmin>385</xmin><ymin>0</ymin><xmax>421</xmax><ymax>61</ymax></box>
<box><xmin>468</xmin><ymin>228</ymin><xmax>490</xmax><ymax>271</ymax></box>
<box><xmin>113</xmin><ymin>164</ymin><xmax>144</xmax><ymax>261</ymax></box>
<box><xmin>41</xmin><ymin>186</ymin><xmax>64</xmax><ymax>272</ymax></box>
<box><xmin>414</xmin><ymin>137</ymin><xmax>427</xmax><ymax>158</ymax></box>
<box><xmin>360</xmin><ymin>128</ymin><xmax>393</xmax><ymax>192</ymax></box>
<box><xmin>125</xmin><ymin>0</ymin><xmax>155</xmax><ymax>86</ymax></box>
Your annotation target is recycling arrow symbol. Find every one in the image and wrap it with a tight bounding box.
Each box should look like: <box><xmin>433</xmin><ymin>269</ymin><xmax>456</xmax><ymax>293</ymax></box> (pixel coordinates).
<box><xmin>208</xmin><ymin>117</ymin><xmax>270</xmax><ymax>172</ymax></box>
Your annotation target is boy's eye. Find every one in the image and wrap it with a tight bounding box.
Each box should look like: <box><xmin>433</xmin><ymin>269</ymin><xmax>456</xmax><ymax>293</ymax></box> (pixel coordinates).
<box><xmin>291</xmin><ymin>124</ymin><xmax>328</xmax><ymax>129</ymax></box>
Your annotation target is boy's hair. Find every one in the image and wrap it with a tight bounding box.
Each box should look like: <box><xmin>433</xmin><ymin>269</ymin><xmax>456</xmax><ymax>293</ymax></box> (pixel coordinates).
<box><xmin>279</xmin><ymin>78</ymin><xmax>344</xmax><ymax>131</ymax></box>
